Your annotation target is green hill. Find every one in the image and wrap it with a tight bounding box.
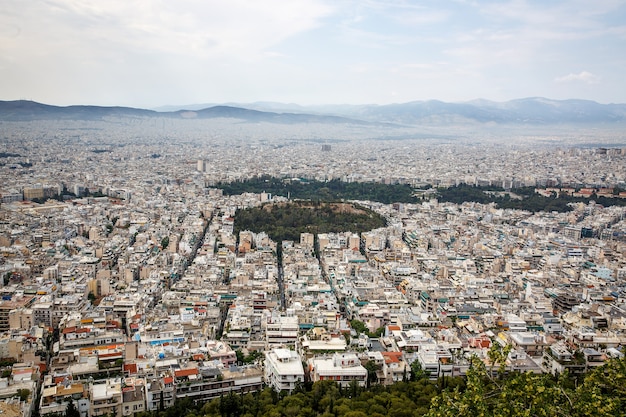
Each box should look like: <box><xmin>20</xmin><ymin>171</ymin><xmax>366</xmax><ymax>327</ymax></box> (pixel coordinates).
<box><xmin>234</xmin><ymin>201</ymin><xmax>386</xmax><ymax>242</ymax></box>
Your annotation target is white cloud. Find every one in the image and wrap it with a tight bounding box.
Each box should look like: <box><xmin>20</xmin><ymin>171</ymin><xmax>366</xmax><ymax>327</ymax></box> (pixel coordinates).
<box><xmin>1</xmin><ymin>0</ymin><xmax>624</xmax><ymax>106</ymax></box>
<box><xmin>555</xmin><ymin>71</ymin><xmax>600</xmax><ymax>84</ymax></box>
<box><xmin>2</xmin><ymin>0</ymin><xmax>334</xmax><ymax>59</ymax></box>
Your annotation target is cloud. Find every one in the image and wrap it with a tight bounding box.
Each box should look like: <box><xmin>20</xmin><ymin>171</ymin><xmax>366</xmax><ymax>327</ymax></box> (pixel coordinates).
<box><xmin>1</xmin><ymin>0</ymin><xmax>624</xmax><ymax>106</ymax></box>
<box><xmin>2</xmin><ymin>0</ymin><xmax>334</xmax><ymax>60</ymax></box>
<box><xmin>555</xmin><ymin>71</ymin><xmax>601</xmax><ymax>84</ymax></box>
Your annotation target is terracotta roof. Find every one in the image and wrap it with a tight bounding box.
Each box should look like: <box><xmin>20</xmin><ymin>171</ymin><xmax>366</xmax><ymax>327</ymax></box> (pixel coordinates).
<box><xmin>381</xmin><ymin>351</ymin><xmax>403</xmax><ymax>363</ymax></box>
<box><xmin>98</xmin><ymin>352</ymin><xmax>122</xmax><ymax>359</ymax></box>
<box><xmin>124</xmin><ymin>364</ymin><xmax>138</xmax><ymax>374</ymax></box>
<box><xmin>174</xmin><ymin>368</ymin><xmax>198</xmax><ymax>378</ymax></box>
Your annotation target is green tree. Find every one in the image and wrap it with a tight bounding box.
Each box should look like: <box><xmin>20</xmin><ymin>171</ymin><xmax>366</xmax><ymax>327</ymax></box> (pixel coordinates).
<box><xmin>16</xmin><ymin>388</ymin><xmax>30</xmax><ymax>402</ymax></box>
<box><xmin>364</xmin><ymin>360</ymin><xmax>380</xmax><ymax>388</ymax></box>
<box><xmin>64</xmin><ymin>400</ymin><xmax>80</xmax><ymax>417</ymax></box>
<box><xmin>410</xmin><ymin>360</ymin><xmax>429</xmax><ymax>381</ymax></box>
<box><xmin>572</xmin><ymin>356</ymin><xmax>626</xmax><ymax>416</ymax></box>
<box><xmin>350</xmin><ymin>320</ymin><xmax>368</xmax><ymax>335</ymax></box>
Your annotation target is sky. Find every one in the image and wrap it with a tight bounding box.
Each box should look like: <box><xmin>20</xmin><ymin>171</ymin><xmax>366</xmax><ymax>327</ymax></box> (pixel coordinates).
<box><xmin>1</xmin><ymin>0</ymin><xmax>626</xmax><ymax>108</ymax></box>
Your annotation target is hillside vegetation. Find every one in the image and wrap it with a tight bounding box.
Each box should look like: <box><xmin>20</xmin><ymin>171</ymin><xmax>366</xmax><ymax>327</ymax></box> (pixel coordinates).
<box><xmin>234</xmin><ymin>201</ymin><xmax>386</xmax><ymax>242</ymax></box>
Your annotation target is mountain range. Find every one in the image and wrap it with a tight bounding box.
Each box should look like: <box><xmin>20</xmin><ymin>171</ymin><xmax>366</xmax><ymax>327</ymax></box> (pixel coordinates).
<box><xmin>1</xmin><ymin>98</ymin><xmax>625</xmax><ymax>126</ymax></box>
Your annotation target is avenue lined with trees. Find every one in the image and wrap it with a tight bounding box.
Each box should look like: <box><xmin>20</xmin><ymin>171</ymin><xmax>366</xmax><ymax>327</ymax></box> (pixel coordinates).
<box><xmin>218</xmin><ymin>176</ymin><xmax>626</xmax><ymax>213</ymax></box>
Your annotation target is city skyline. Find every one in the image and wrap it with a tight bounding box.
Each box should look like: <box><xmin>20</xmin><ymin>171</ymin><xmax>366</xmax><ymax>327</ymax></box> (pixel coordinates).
<box><xmin>1</xmin><ymin>1</ymin><xmax>626</xmax><ymax>108</ymax></box>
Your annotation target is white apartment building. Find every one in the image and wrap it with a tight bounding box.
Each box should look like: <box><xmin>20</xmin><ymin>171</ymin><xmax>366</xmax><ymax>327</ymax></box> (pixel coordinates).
<box><xmin>307</xmin><ymin>353</ymin><xmax>367</xmax><ymax>387</ymax></box>
<box><xmin>264</xmin><ymin>348</ymin><xmax>305</xmax><ymax>393</ymax></box>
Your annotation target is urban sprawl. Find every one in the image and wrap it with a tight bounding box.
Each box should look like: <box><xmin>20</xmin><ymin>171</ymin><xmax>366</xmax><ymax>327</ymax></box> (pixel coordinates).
<box><xmin>1</xmin><ymin>119</ymin><xmax>626</xmax><ymax>417</ymax></box>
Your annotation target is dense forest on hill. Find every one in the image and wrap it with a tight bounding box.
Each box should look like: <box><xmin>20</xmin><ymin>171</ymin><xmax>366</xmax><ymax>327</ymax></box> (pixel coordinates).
<box><xmin>217</xmin><ymin>176</ymin><xmax>418</xmax><ymax>204</ymax></box>
<box><xmin>138</xmin><ymin>350</ymin><xmax>626</xmax><ymax>417</ymax></box>
<box><xmin>234</xmin><ymin>201</ymin><xmax>386</xmax><ymax>242</ymax></box>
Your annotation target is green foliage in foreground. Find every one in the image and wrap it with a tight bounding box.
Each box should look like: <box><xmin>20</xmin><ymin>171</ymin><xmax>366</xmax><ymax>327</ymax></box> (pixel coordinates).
<box><xmin>234</xmin><ymin>201</ymin><xmax>386</xmax><ymax>242</ymax></box>
<box><xmin>138</xmin><ymin>353</ymin><xmax>626</xmax><ymax>417</ymax></box>
<box><xmin>428</xmin><ymin>354</ymin><xmax>626</xmax><ymax>417</ymax></box>
<box><xmin>217</xmin><ymin>176</ymin><xmax>418</xmax><ymax>204</ymax></box>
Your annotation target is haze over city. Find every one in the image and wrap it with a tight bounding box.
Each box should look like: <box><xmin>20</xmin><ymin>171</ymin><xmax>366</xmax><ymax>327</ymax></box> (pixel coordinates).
<box><xmin>2</xmin><ymin>0</ymin><xmax>626</xmax><ymax>107</ymax></box>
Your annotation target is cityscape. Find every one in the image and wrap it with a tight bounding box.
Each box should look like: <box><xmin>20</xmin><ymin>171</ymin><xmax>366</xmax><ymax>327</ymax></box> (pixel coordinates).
<box><xmin>2</xmin><ymin>0</ymin><xmax>626</xmax><ymax>415</ymax></box>
<box><xmin>0</xmin><ymin>110</ymin><xmax>625</xmax><ymax>416</ymax></box>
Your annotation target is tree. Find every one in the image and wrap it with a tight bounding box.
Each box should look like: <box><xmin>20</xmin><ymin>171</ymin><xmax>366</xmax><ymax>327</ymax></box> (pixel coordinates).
<box><xmin>64</xmin><ymin>400</ymin><xmax>80</xmax><ymax>417</ymax></box>
<box><xmin>350</xmin><ymin>320</ymin><xmax>368</xmax><ymax>335</ymax></box>
<box><xmin>235</xmin><ymin>349</ymin><xmax>245</xmax><ymax>364</ymax></box>
<box><xmin>572</xmin><ymin>356</ymin><xmax>626</xmax><ymax>416</ymax></box>
<box><xmin>410</xmin><ymin>360</ymin><xmax>429</xmax><ymax>381</ymax></box>
<box><xmin>364</xmin><ymin>360</ymin><xmax>380</xmax><ymax>388</ymax></box>
<box><xmin>16</xmin><ymin>388</ymin><xmax>30</xmax><ymax>402</ymax></box>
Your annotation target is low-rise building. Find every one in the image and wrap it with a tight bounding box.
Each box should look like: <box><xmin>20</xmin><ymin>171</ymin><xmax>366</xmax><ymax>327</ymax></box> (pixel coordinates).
<box><xmin>264</xmin><ymin>348</ymin><xmax>305</xmax><ymax>393</ymax></box>
<box><xmin>308</xmin><ymin>353</ymin><xmax>367</xmax><ymax>387</ymax></box>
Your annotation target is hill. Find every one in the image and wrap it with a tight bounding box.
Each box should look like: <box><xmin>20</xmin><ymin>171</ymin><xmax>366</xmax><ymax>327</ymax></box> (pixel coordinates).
<box><xmin>0</xmin><ymin>100</ymin><xmax>372</xmax><ymax>125</ymax></box>
<box><xmin>2</xmin><ymin>98</ymin><xmax>625</xmax><ymax>126</ymax></box>
<box><xmin>234</xmin><ymin>201</ymin><xmax>386</xmax><ymax>242</ymax></box>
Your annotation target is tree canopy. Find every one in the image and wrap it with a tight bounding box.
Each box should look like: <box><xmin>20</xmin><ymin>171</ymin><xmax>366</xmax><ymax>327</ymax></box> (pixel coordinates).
<box><xmin>136</xmin><ymin>353</ymin><xmax>626</xmax><ymax>417</ymax></box>
<box><xmin>217</xmin><ymin>176</ymin><xmax>418</xmax><ymax>204</ymax></box>
<box><xmin>234</xmin><ymin>201</ymin><xmax>386</xmax><ymax>242</ymax></box>
<box><xmin>436</xmin><ymin>183</ymin><xmax>626</xmax><ymax>213</ymax></box>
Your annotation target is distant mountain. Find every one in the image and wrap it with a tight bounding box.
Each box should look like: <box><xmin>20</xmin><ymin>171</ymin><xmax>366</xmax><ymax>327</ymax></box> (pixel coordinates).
<box><xmin>0</xmin><ymin>100</ymin><xmax>157</xmax><ymax>121</ymax></box>
<box><xmin>2</xmin><ymin>98</ymin><xmax>625</xmax><ymax>125</ymax></box>
<box><xmin>0</xmin><ymin>100</ymin><xmax>371</xmax><ymax>125</ymax></box>
<box><xmin>174</xmin><ymin>105</ymin><xmax>372</xmax><ymax>125</ymax></box>
<box><xmin>233</xmin><ymin>98</ymin><xmax>626</xmax><ymax>125</ymax></box>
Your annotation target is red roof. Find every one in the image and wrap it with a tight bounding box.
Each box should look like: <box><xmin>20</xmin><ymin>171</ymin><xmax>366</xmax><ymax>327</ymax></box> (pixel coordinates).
<box><xmin>124</xmin><ymin>364</ymin><xmax>138</xmax><ymax>374</ymax></box>
<box><xmin>174</xmin><ymin>368</ymin><xmax>198</xmax><ymax>378</ymax></box>
<box><xmin>381</xmin><ymin>351</ymin><xmax>403</xmax><ymax>364</ymax></box>
<box><xmin>163</xmin><ymin>376</ymin><xmax>174</xmax><ymax>384</ymax></box>
<box><xmin>98</xmin><ymin>352</ymin><xmax>122</xmax><ymax>359</ymax></box>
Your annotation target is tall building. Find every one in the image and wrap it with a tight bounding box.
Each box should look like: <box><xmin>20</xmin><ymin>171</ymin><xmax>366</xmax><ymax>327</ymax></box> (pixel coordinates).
<box><xmin>0</xmin><ymin>296</ymin><xmax>36</xmax><ymax>332</ymax></box>
<box><xmin>197</xmin><ymin>160</ymin><xmax>207</xmax><ymax>172</ymax></box>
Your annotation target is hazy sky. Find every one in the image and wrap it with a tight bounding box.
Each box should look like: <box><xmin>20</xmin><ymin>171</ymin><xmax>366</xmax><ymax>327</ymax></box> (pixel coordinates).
<box><xmin>1</xmin><ymin>0</ymin><xmax>625</xmax><ymax>107</ymax></box>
